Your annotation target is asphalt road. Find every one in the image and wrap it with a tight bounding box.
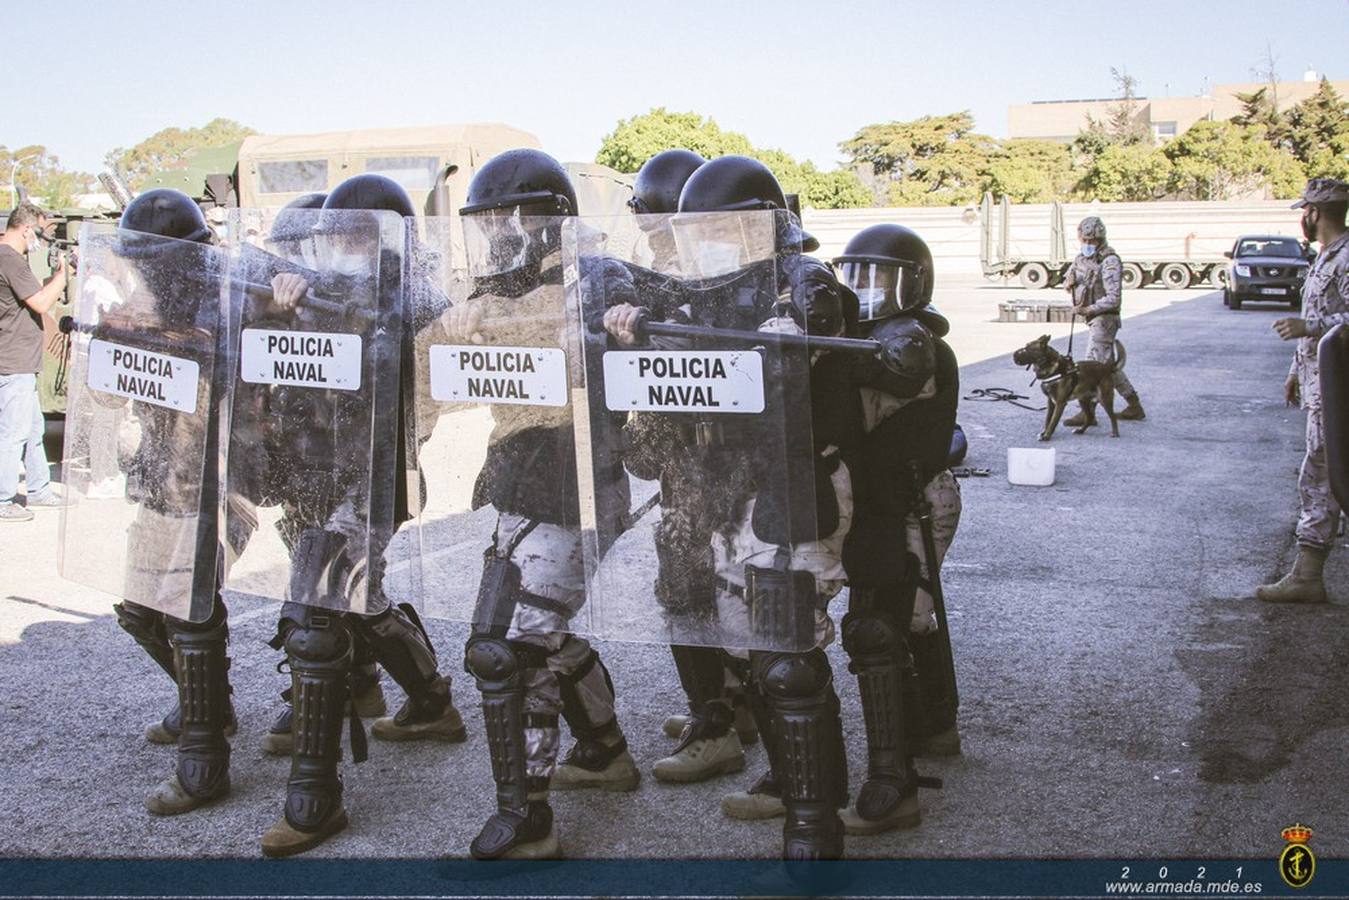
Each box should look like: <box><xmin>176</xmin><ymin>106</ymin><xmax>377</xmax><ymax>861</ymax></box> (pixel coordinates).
<box><xmin>1</xmin><ymin>281</ymin><xmax>1344</xmax><ymax>861</ymax></box>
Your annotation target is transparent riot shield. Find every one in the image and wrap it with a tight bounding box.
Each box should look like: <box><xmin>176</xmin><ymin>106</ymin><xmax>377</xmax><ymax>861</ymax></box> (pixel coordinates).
<box><xmin>405</xmin><ymin>214</ymin><xmax>598</xmax><ymax>637</ymax></box>
<box><xmin>566</xmin><ymin>210</ymin><xmax>844</xmax><ymax>652</ymax></box>
<box><xmin>217</xmin><ymin>208</ymin><xmax>405</xmax><ymax>616</ymax></box>
<box><xmin>58</xmin><ymin>223</ymin><xmax>225</xmax><ymax>622</ymax></box>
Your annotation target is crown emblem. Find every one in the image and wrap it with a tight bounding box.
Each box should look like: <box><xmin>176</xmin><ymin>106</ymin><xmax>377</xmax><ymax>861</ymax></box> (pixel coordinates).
<box><xmin>1282</xmin><ymin>824</ymin><xmax>1313</xmax><ymax>844</ymax></box>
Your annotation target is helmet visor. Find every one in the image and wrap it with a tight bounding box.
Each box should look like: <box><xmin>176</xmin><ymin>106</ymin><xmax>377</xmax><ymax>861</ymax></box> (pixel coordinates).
<box><xmin>462</xmin><ymin>200</ymin><xmax>562</xmax><ymax>276</ymax></box>
<box><xmin>669</xmin><ymin>211</ymin><xmax>777</xmax><ymax>280</ymax></box>
<box><xmin>837</xmin><ymin>261</ymin><xmax>921</xmax><ymax>320</ymax></box>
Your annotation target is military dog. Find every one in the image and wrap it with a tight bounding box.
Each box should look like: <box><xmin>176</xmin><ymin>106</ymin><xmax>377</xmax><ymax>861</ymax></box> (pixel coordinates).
<box><xmin>1012</xmin><ymin>334</ymin><xmax>1126</xmax><ymax>441</ymax></box>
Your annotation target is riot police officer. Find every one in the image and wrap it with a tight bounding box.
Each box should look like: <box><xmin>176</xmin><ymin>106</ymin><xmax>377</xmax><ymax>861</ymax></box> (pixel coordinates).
<box><xmin>605</xmin><ymin>155</ymin><xmax>854</xmax><ymax>859</ymax></box>
<box><xmin>830</xmin><ymin>223</ymin><xmax>961</xmax><ymax>835</ymax></box>
<box><xmin>219</xmin><ymin>175</ymin><xmax>464</xmax><ymax>857</ymax></box>
<box><xmin>617</xmin><ymin>149</ymin><xmax>764</xmax><ymax>783</ymax></box>
<box><xmin>101</xmin><ymin>189</ymin><xmax>236</xmax><ymax>818</ymax></box>
<box><xmin>443</xmin><ymin>149</ymin><xmax>639</xmax><ymax>860</ymax></box>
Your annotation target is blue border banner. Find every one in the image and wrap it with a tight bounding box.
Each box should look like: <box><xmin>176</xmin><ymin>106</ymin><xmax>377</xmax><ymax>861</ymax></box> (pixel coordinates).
<box><xmin>0</xmin><ymin>858</ymin><xmax>1343</xmax><ymax>899</ymax></box>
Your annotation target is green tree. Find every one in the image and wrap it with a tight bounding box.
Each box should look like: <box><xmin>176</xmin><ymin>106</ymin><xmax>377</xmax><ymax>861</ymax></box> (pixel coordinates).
<box><xmin>105</xmin><ymin>118</ymin><xmax>255</xmax><ymax>191</ymax></box>
<box><xmin>1232</xmin><ymin>86</ymin><xmax>1283</xmax><ymax>135</ymax></box>
<box><xmin>1163</xmin><ymin>120</ymin><xmax>1304</xmax><ymax>200</ymax></box>
<box><xmin>1077</xmin><ymin>143</ymin><xmax>1172</xmax><ymax>201</ymax></box>
<box><xmin>595</xmin><ymin>108</ymin><xmax>752</xmax><ymax>174</ymax></box>
<box><xmin>840</xmin><ymin>112</ymin><xmax>996</xmax><ymax>206</ymax></box>
<box><xmin>595</xmin><ymin>108</ymin><xmax>869</xmax><ymax>209</ymax></box>
<box><xmin>981</xmin><ymin>139</ymin><xmax>1075</xmax><ymax>203</ymax></box>
<box><xmin>1283</xmin><ymin>78</ymin><xmax>1349</xmax><ymax>180</ymax></box>
<box><xmin>1</xmin><ymin>145</ymin><xmax>95</xmax><ymax>209</ymax></box>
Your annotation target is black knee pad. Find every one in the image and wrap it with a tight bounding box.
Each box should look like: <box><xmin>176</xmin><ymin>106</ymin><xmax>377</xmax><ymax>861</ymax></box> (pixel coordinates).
<box><xmin>465</xmin><ymin>635</ymin><xmax>521</xmax><ymax>689</ymax></box>
<box><xmin>755</xmin><ymin>649</ymin><xmax>832</xmax><ymax>704</ymax></box>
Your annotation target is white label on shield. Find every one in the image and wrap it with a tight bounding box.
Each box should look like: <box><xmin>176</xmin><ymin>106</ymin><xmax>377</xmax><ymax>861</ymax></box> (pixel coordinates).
<box><xmin>429</xmin><ymin>345</ymin><xmax>568</xmax><ymax>407</ymax></box>
<box><xmin>603</xmin><ymin>350</ymin><xmax>764</xmax><ymax>413</ymax></box>
<box><xmin>241</xmin><ymin>329</ymin><xmax>362</xmax><ymax>390</ymax></box>
<box><xmin>87</xmin><ymin>339</ymin><xmax>200</xmax><ymax>413</ymax></box>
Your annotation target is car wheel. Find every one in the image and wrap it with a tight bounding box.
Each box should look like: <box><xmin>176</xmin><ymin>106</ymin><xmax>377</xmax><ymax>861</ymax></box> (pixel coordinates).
<box><xmin>1018</xmin><ymin>263</ymin><xmax>1049</xmax><ymax>290</ymax></box>
<box><xmin>1222</xmin><ymin>288</ymin><xmax>1231</xmax><ymax>307</ymax></box>
<box><xmin>1230</xmin><ymin>295</ymin><xmax>1243</xmax><ymax>310</ymax></box>
<box><xmin>1120</xmin><ymin>263</ymin><xmax>1144</xmax><ymax>290</ymax></box>
<box><xmin>1160</xmin><ymin>263</ymin><xmax>1192</xmax><ymax>289</ymax></box>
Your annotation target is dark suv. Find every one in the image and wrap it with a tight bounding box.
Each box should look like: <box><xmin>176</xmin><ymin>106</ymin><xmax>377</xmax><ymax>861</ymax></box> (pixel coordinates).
<box><xmin>1223</xmin><ymin>235</ymin><xmax>1311</xmax><ymax>310</ymax></box>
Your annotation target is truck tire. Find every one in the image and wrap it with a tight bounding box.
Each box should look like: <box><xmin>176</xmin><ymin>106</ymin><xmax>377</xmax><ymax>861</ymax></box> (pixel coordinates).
<box><xmin>1018</xmin><ymin>263</ymin><xmax>1049</xmax><ymax>290</ymax></box>
<box><xmin>1160</xmin><ymin>263</ymin><xmax>1192</xmax><ymax>290</ymax></box>
<box><xmin>1208</xmin><ymin>265</ymin><xmax>1228</xmax><ymax>289</ymax></box>
<box><xmin>1119</xmin><ymin>263</ymin><xmax>1144</xmax><ymax>290</ymax></box>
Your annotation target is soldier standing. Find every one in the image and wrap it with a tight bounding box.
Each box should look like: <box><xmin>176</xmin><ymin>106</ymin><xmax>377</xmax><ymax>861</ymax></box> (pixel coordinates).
<box><xmin>443</xmin><ymin>149</ymin><xmax>640</xmax><ymax>861</ymax></box>
<box><xmin>1062</xmin><ymin>216</ymin><xmax>1145</xmax><ymax>425</ymax></box>
<box><xmin>1261</xmin><ymin>178</ymin><xmax>1349</xmax><ymax>604</ymax></box>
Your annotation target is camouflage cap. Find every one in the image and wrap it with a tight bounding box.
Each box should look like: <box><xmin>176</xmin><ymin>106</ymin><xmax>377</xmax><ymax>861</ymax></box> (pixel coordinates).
<box><xmin>1291</xmin><ymin>177</ymin><xmax>1349</xmax><ymax>209</ymax></box>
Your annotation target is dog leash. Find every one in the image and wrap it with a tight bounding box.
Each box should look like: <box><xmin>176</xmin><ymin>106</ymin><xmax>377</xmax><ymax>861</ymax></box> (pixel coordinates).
<box><xmin>963</xmin><ymin>387</ymin><xmax>1046</xmax><ymax>412</ymax></box>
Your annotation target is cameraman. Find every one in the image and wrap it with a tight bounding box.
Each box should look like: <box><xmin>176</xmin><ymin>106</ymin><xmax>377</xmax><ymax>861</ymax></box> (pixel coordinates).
<box><xmin>0</xmin><ymin>203</ymin><xmax>66</xmax><ymax>521</ymax></box>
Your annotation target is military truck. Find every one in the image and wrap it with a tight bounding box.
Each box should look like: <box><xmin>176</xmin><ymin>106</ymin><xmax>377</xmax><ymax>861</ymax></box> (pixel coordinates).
<box><xmin>31</xmin><ymin>123</ymin><xmax>634</xmax><ymax>450</ymax></box>
<box><xmin>981</xmin><ymin>193</ymin><xmax>1242</xmax><ymax>291</ymax></box>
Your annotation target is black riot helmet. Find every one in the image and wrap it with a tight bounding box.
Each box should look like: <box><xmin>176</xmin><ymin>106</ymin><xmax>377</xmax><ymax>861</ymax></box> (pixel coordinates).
<box><xmin>833</xmin><ymin>223</ymin><xmax>934</xmax><ymax>321</ymax></box>
<box><xmin>117</xmin><ymin>188</ymin><xmax>212</xmax><ymax>256</ymax></box>
<box><xmin>629</xmin><ymin>149</ymin><xmax>706</xmax><ymax>215</ymax></box>
<box><xmin>323</xmin><ymin>174</ymin><xmax>416</xmax><ymax>219</ymax></box>
<box><xmin>676</xmin><ymin>155</ymin><xmax>818</xmax><ymax>253</ymax></box>
<box><xmin>268</xmin><ymin>192</ymin><xmax>327</xmax><ymax>244</ymax></box>
<box><xmin>460</xmin><ymin>148</ymin><xmax>577</xmax><ymax>217</ymax></box>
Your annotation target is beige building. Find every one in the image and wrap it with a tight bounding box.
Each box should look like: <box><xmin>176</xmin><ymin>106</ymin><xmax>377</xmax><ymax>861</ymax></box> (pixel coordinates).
<box><xmin>1009</xmin><ymin>73</ymin><xmax>1349</xmax><ymax>143</ymax></box>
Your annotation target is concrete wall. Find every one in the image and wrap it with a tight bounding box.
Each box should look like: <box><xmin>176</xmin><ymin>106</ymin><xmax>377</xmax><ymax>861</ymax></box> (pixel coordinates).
<box><xmin>802</xmin><ymin>199</ymin><xmax>1305</xmax><ymax>277</ymax></box>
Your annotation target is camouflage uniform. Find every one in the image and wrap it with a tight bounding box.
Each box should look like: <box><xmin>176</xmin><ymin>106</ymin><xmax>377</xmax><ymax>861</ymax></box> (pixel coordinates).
<box><xmin>1064</xmin><ymin>245</ymin><xmax>1138</xmax><ymax>397</ymax></box>
<box><xmin>1289</xmin><ymin>231</ymin><xmax>1349</xmax><ymax>549</ymax></box>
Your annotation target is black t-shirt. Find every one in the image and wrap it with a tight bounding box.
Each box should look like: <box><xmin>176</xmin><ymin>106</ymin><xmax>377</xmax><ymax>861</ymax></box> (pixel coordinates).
<box><xmin>0</xmin><ymin>245</ymin><xmax>44</xmax><ymax>375</ymax></box>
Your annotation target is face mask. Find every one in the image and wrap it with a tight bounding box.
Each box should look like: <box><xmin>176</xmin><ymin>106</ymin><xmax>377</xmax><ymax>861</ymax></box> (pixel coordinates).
<box><xmin>695</xmin><ymin>241</ymin><xmax>743</xmax><ymax>278</ymax></box>
<box><xmin>1081</xmin><ymin>244</ymin><xmax>1097</xmax><ymax>258</ymax></box>
<box><xmin>855</xmin><ymin>288</ymin><xmax>888</xmax><ymax>318</ymax></box>
<box><xmin>328</xmin><ymin>252</ymin><xmax>368</xmax><ymax>277</ymax></box>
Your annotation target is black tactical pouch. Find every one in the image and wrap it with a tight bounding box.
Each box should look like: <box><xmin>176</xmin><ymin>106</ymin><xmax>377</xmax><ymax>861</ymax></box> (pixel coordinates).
<box><xmin>473</xmin><ymin>547</ymin><xmax>523</xmax><ymax>638</ymax></box>
<box><xmin>745</xmin><ymin>548</ymin><xmax>817</xmax><ymax>651</ymax></box>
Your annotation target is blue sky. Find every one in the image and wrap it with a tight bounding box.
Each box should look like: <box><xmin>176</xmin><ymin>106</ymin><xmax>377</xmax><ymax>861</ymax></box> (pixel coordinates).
<box><xmin>6</xmin><ymin>0</ymin><xmax>1345</xmax><ymax>174</ymax></box>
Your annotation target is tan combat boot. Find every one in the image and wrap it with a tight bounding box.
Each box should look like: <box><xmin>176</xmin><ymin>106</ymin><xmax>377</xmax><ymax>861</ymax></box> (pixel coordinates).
<box><xmin>1062</xmin><ymin>405</ymin><xmax>1096</xmax><ymax>428</ymax></box>
<box><xmin>653</xmin><ymin>730</ymin><xmax>746</xmax><ymax>783</ymax></box>
<box><xmin>1256</xmin><ymin>546</ymin><xmax>1330</xmax><ymax>604</ymax></box>
<box><xmin>1117</xmin><ymin>391</ymin><xmax>1146</xmax><ymax>421</ymax></box>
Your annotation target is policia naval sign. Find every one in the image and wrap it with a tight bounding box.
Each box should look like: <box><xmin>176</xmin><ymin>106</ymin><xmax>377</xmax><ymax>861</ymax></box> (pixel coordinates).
<box><xmin>428</xmin><ymin>345</ymin><xmax>568</xmax><ymax>406</ymax></box>
<box><xmin>240</xmin><ymin>328</ymin><xmax>363</xmax><ymax>390</ymax></box>
<box><xmin>602</xmin><ymin>349</ymin><xmax>764</xmax><ymax>413</ymax></box>
<box><xmin>86</xmin><ymin>339</ymin><xmax>200</xmax><ymax>412</ymax></box>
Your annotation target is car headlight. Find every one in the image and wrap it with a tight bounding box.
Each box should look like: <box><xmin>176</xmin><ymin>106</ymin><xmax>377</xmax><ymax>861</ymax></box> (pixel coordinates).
<box><xmin>1235</xmin><ymin>264</ymin><xmax>1251</xmax><ymax>277</ymax></box>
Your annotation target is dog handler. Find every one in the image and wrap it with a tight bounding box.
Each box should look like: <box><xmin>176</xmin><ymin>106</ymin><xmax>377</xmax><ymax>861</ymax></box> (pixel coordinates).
<box><xmin>1261</xmin><ymin>178</ymin><xmax>1349</xmax><ymax>605</ymax></box>
<box><xmin>1062</xmin><ymin>216</ymin><xmax>1145</xmax><ymax>425</ymax></box>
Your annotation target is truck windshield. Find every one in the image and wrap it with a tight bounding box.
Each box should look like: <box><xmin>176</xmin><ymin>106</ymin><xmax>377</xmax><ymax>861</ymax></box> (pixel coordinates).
<box><xmin>1236</xmin><ymin>239</ymin><xmax>1301</xmax><ymax>258</ymax></box>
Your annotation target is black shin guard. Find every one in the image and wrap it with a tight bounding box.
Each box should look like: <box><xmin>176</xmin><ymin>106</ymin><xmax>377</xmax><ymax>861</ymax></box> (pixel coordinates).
<box><xmin>280</xmin><ymin>604</ymin><xmax>353</xmax><ymax>833</ymax></box>
<box><xmin>842</xmin><ymin>584</ymin><xmax>916</xmax><ymax>819</ymax></box>
<box><xmin>557</xmin><ymin>641</ymin><xmax>627</xmax><ymax>769</ymax></box>
<box><xmin>116</xmin><ymin>601</ymin><xmax>176</xmax><ymax>682</ymax></box>
<box><xmin>465</xmin><ymin>635</ymin><xmax>534</xmax><ymax>814</ymax></box>
<box><xmin>350</xmin><ymin>603</ymin><xmax>445</xmax><ymax>719</ymax></box>
<box><xmin>165</xmin><ymin>598</ymin><xmax>231</xmax><ymax>800</ymax></box>
<box><xmin>752</xmin><ymin>648</ymin><xmax>846</xmax><ymax>860</ymax></box>
<box><xmin>670</xmin><ymin>644</ymin><xmax>734</xmax><ymax>744</ymax></box>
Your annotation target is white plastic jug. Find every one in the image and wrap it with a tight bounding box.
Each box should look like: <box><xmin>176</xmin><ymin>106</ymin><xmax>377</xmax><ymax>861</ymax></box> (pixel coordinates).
<box><xmin>1007</xmin><ymin>447</ymin><xmax>1056</xmax><ymax>486</ymax></box>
